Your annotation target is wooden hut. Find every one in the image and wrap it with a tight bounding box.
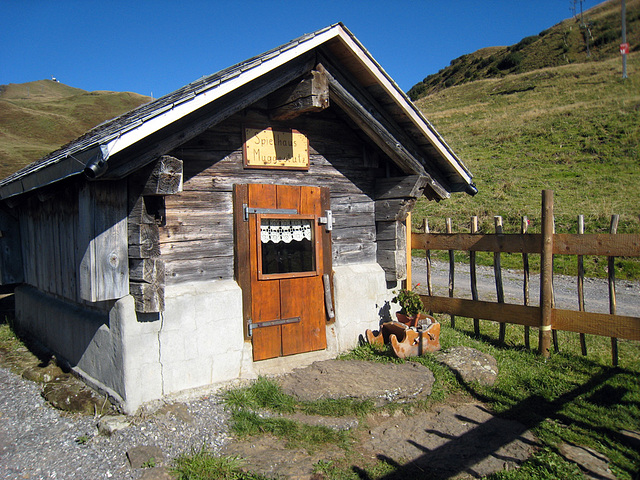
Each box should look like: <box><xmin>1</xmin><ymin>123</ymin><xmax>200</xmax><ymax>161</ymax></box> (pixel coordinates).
<box><xmin>0</xmin><ymin>24</ymin><xmax>475</xmax><ymax>413</ymax></box>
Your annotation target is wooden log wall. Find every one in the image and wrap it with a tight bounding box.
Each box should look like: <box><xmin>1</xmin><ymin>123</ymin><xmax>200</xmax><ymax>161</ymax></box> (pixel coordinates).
<box><xmin>127</xmin><ymin>155</ymin><xmax>183</xmax><ymax>312</ymax></box>
<box><xmin>161</xmin><ymin>107</ymin><xmax>416</xmax><ymax>285</ymax></box>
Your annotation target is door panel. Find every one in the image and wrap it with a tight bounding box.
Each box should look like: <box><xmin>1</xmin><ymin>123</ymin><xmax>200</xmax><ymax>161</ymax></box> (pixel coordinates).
<box><xmin>248</xmin><ymin>184</ymin><xmax>282</xmax><ymax>361</ymax></box>
<box><xmin>238</xmin><ymin>183</ymin><xmax>329</xmax><ymax>361</ymax></box>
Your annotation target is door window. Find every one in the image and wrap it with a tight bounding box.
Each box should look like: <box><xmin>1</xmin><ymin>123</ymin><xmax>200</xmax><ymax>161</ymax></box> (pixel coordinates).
<box><xmin>257</xmin><ymin>214</ymin><xmax>318</xmax><ymax>279</ymax></box>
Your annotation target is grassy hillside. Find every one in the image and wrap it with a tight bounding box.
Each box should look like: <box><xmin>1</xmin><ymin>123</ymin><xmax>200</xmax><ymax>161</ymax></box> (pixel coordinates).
<box><xmin>413</xmin><ymin>51</ymin><xmax>640</xmax><ymax>278</ymax></box>
<box><xmin>409</xmin><ymin>0</ymin><xmax>640</xmax><ymax>99</ymax></box>
<box><xmin>0</xmin><ymin>80</ymin><xmax>150</xmax><ymax>179</ymax></box>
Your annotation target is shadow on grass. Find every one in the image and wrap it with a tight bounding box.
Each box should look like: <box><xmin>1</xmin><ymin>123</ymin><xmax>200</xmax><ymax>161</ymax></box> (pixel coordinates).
<box><xmin>367</xmin><ymin>368</ymin><xmax>625</xmax><ymax>479</ymax></box>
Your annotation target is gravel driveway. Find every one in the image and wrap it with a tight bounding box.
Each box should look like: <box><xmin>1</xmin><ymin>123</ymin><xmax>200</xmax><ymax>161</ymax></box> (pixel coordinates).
<box><xmin>0</xmin><ymin>366</ymin><xmax>231</xmax><ymax>480</ymax></box>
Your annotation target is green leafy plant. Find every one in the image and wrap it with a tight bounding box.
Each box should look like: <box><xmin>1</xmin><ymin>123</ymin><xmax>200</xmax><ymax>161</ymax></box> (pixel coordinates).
<box><xmin>392</xmin><ymin>287</ymin><xmax>424</xmax><ymax>317</ymax></box>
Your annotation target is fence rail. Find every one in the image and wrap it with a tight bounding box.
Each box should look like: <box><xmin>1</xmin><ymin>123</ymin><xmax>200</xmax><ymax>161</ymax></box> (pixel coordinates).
<box><xmin>411</xmin><ymin>190</ymin><xmax>640</xmax><ymax>364</ymax></box>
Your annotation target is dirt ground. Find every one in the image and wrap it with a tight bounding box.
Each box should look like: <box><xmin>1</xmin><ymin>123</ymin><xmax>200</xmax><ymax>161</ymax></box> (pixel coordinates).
<box><xmin>222</xmin><ymin>359</ymin><xmax>536</xmax><ymax>480</ymax></box>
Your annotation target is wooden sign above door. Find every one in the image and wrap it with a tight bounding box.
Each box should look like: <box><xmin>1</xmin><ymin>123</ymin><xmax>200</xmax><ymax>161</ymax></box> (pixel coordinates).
<box><xmin>243</xmin><ymin>127</ymin><xmax>309</xmax><ymax>170</ymax></box>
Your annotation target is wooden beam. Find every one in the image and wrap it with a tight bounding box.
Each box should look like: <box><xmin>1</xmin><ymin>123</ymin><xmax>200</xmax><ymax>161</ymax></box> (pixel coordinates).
<box><xmin>552</xmin><ymin>309</ymin><xmax>640</xmax><ymax>341</ymax></box>
<box><xmin>554</xmin><ymin>233</ymin><xmax>640</xmax><ymax>256</ymax></box>
<box><xmin>375</xmin><ymin>175</ymin><xmax>429</xmax><ymax>200</ymax></box>
<box><xmin>412</xmin><ymin>232</ymin><xmax>640</xmax><ymax>257</ymax></box>
<box><xmin>141</xmin><ymin>155</ymin><xmax>183</xmax><ymax>196</ymax></box>
<box><xmin>129</xmin><ymin>258</ymin><xmax>165</xmax><ymax>284</ymax></box>
<box><xmin>413</xmin><ymin>232</ymin><xmax>542</xmax><ymax>254</ymax></box>
<box><xmin>130</xmin><ymin>282</ymin><xmax>164</xmax><ymax>313</ymax></box>
<box><xmin>419</xmin><ymin>295</ymin><xmax>540</xmax><ymax>328</ymax></box>
<box><xmin>269</xmin><ymin>70</ymin><xmax>329</xmax><ymax>121</ymax></box>
<box><xmin>317</xmin><ymin>63</ymin><xmax>450</xmax><ymax>200</ymax></box>
<box><xmin>375</xmin><ymin>198</ymin><xmax>416</xmax><ymax>222</ymax></box>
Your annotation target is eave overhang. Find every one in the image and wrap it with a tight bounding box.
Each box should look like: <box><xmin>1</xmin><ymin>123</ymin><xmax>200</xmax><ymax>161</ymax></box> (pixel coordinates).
<box><xmin>0</xmin><ymin>23</ymin><xmax>474</xmax><ymax>201</ymax></box>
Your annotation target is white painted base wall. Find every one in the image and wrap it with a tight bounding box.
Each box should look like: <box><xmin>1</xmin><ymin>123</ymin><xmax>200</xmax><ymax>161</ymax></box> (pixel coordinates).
<box><xmin>14</xmin><ymin>262</ymin><xmax>396</xmax><ymax>414</ymax></box>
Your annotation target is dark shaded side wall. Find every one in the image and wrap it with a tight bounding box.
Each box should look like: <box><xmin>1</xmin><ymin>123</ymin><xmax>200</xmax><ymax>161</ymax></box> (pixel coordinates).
<box><xmin>161</xmin><ymin>106</ymin><xmax>397</xmax><ymax>285</ymax></box>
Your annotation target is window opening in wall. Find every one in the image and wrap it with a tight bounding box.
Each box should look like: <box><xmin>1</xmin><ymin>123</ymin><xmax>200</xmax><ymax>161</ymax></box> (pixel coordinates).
<box><xmin>257</xmin><ymin>215</ymin><xmax>318</xmax><ymax>278</ymax></box>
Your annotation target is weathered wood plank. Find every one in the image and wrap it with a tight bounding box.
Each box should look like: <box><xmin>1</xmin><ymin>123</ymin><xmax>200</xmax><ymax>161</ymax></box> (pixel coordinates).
<box><xmin>78</xmin><ymin>182</ymin><xmax>129</xmax><ymax>302</ymax></box>
<box><xmin>159</xmin><ymin>218</ymin><xmax>233</xmax><ymax>243</ymax></box>
<box><xmin>375</xmin><ymin>175</ymin><xmax>428</xmax><ymax>200</ymax></box>
<box><xmin>375</xmin><ymin>198</ymin><xmax>416</xmax><ymax>222</ymax></box>
<box><xmin>165</xmin><ymin>257</ymin><xmax>234</xmax><ymax>284</ymax></box>
<box><xmin>413</xmin><ymin>232</ymin><xmax>543</xmax><ymax>253</ymax></box>
<box><xmin>0</xmin><ymin>207</ymin><xmax>24</xmax><ymax>284</ymax></box>
<box><xmin>332</xmin><ymin>243</ymin><xmax>376</xmax><ymax>265</ymax></box>
<box><xmin>552</xmin><ymin>309</ymin><xmax>640</xmax><ymax>341</ymax></box>
<box><xmin>419</xmin><ymin>295</ymin><xmax>540</xmax><ymax>328</ymax></box>
<box><xmin>553</xmin><ymin>233</ymin><xmax>640</xmax><ymax>256</ymax></box>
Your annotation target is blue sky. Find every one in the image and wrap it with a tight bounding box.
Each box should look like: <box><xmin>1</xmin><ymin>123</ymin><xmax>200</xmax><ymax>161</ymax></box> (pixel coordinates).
<box><xmin>2</xmin><ymin>0</ymin><xmax>604</xmax><ymax>97</ymax></box>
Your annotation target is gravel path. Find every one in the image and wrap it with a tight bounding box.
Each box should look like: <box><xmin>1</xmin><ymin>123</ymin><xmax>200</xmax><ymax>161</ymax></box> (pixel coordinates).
<box><xmin>0</xmin><ymin>366</ymin><xmax>231</xmax><ymax>480</ymax></box>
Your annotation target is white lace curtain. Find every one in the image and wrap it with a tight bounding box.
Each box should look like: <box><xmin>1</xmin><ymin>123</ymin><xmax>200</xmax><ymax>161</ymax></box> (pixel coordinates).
<box><xmin>261</xmin><ymin>219</ymin><xmax>312</xmax><ymax>244</ymax></box>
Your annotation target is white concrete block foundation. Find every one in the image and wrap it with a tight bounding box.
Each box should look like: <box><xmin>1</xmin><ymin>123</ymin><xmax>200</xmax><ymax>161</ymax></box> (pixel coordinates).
<box><xmin>13</xmin><ymin>262</ymin><xmax>395</xmax><ymax>414</ymax></box>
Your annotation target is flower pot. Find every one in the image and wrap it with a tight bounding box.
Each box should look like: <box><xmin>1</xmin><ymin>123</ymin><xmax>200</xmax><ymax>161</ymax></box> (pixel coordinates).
<box><xmin>395</xmin><ymin>312</ymin><xmax>427</xmax><ymax>328</ymax></box>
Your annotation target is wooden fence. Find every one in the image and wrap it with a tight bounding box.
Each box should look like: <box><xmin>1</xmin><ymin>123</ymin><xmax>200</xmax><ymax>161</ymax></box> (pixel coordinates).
<box><xmin>410</xmin><ymin>190</ymin><xmax>640</xmax><ymax>365</ymax></box>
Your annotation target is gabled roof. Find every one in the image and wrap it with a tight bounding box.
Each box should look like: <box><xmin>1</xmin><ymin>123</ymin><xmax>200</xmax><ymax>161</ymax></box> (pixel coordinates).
<box><xmin>0</xmin><ymin>23</ymin><xmax>474</xmax><ymax>200</ymax></box>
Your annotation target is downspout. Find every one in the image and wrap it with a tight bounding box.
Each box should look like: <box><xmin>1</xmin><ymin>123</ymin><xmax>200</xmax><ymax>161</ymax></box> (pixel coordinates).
<box><xmin>83</xmin><ymin>144</ymin><xmax>110</xmax><ymax>179</ymax></box>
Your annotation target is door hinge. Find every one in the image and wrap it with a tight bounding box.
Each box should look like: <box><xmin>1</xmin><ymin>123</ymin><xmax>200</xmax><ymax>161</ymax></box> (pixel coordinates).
<box><xmin>318</xmin><ymin>210</ymin><xmax>334</xmax><ymax>232</ymax></box>
<box><xmin>243</xmin><ymin>204</ymin><xmax>298</xmax><ymax>221</ymax></box>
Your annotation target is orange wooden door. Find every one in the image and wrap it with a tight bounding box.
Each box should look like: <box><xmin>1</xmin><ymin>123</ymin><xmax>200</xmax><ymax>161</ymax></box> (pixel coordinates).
<box><xmin>235</xmin><ymin>184</ymin><xmax>329</xmax><ymax>361</ymax></box>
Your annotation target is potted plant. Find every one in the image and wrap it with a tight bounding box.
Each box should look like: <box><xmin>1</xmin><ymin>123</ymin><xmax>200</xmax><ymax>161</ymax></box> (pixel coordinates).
<box><xmin>392</xmin><ymin>286</ymin><xmax>426</xmax><ymax>327</ymax></box>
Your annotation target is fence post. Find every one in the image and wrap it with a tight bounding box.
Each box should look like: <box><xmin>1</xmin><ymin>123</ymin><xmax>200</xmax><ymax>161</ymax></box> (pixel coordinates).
<box><xmin>406</xmin><ymin>211</ymin><xmax>412</xmax><ymax>290</ymax></box>
<box><xmin>446</xmin><ymin>218</ymin><xmax>455</xmax><ymax>327</ymax></box>
<box><xmin>522</xmin><ymin>216</ymin><xmax>530</xmax><ymax>349</ymax></box>
<box><xmin>494</xmin><ymin>216</ymin><xmax>506</xmax><ymax>343</ymax></box>
<box><xmin>539</xmin><ymin>190</ymin><xmax>554</xmax><ymax>357</ymax></box>
<box><xmin>609</xmin><ymin>214</ymin><xmax>620</xmax><ymax>366</ymax></box>
<box><xmin>470</xmin><ymin>216</ymin><xmax>480</xmax><ymax>336</ymax></box>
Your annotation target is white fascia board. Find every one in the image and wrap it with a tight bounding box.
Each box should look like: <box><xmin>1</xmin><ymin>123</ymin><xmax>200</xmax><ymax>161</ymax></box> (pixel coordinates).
<box><xmin>335</xmin><ymin>29</ymin><xmax>473</xmax><ymax>185</ymax></box>
<box><xmin>102</xmin><ymin>27</ymin><xmax>343</xmax><ymax>160</ymax></box>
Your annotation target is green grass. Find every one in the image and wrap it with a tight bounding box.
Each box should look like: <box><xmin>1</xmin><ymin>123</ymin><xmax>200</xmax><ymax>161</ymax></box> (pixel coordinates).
<box><xmin>0</xmin><ymin>80</ymin><xmax>150</xmax><ymax>178</ymax></box>
<box><xmin>408</xmin><ymin>0</ymin><xmax>640</xmax><ymax>98</ymax></box>
<box><xmin>413</xmin><ymin>51</ymin><xmax>640</xmax><ymax>280</ymax></box>
<box><xmin>171</xmin><ymin>448</ymin><xmax>273</xmax><ymax>480</ymax></box>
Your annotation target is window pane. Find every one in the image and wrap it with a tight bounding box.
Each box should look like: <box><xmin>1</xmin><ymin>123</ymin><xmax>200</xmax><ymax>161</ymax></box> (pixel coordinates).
<box><xmin>260</xmin><ymin>218</ymin><xmax>315</xmax><ymax>275</ymax></box>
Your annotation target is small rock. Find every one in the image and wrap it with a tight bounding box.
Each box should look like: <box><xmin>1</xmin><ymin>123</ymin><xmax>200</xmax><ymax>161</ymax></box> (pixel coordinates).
<box><xmin>436</xmin><ymin>346</ymin><xmax>498</xmax><ymax>386</ymax></box>
<box><xmin>156</xmin><ymin>402</ymin><xmax>194</xmax><ymax>423</ymax></box>
<box><xmin>279</xmin><ymin>359</ymin><xmax>435</xmax><ymax>406</ymax></box>
<box><xmin>138</xmin><ymin>467</ymin><xmax>175</xmax><ymax>480</ymax></box>
<box><xmin>98</xmin><ymin>415</ymin><xmax>131</xmax><ymax>435</ymax></box>
<box><xmin>559</xmin><ymin>442</ymin><xmax>616</xmax><ymax>480</ymax></box>
<box><xmin>127</xmin><ymin>445</ymin><xmax>165</xmax><ymax>469</ymax></box>
<box><xmin>22</xmin><ymin>363</ymin><xmax>64</xmax><ymax>383</ymax></box>
<box><xmin>620</xmin><ymin>429</ymin><xmax>640</xmax><ymax>450</ymax></box>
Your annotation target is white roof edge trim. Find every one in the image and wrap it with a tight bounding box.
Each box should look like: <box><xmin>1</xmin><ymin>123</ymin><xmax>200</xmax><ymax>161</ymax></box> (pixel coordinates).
<box><xmin>103</xmin><ymin>27</ymin><xmax>344</xmax><ymax>160</ymax></box>
<box><xmin>335</xmin><ymin>29</ymin><xmax>473</xmax><ymax>185</ymax></box>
